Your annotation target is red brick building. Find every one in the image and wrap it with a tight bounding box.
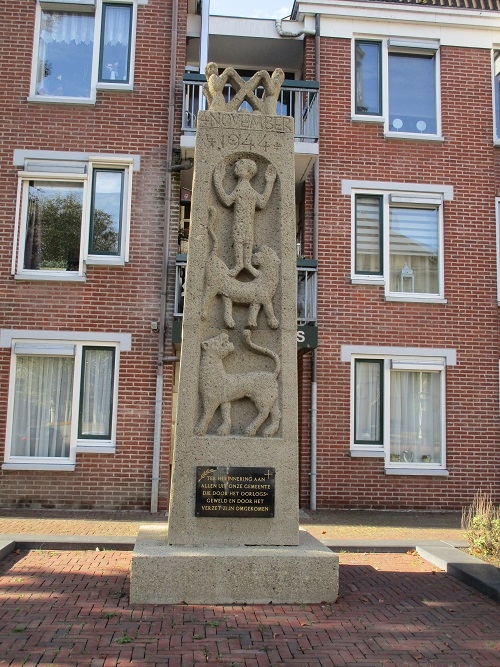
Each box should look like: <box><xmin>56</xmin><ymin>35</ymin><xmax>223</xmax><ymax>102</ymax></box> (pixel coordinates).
<box><xmin>1</xmin><ymin>0</ymin><xmax>499</xmax><ymax>511</ymax></box>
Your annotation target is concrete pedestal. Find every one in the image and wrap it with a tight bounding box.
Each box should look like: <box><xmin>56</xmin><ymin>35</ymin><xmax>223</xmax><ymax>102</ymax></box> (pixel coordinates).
<box><xmin>130</xmin><ymin>526</ymin><xmax>339</xmax><ymax>605</ymax></box>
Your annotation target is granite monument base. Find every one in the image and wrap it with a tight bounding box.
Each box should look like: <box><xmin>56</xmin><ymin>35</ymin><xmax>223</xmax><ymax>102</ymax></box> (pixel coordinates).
<box><xmin>130</xmin><ymin>526</ymin><xmax>339</xmax><ymax>605</ymax></box>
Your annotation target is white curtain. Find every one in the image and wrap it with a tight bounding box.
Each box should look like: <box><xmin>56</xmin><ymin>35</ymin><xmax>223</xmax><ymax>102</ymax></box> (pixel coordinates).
<box><xmin>355</xmin><ymin>361</ymin><xmax>381</xmax><ymax>442</ymax></box>
<box><xmin>80</xmin><ymin>349</ymin><xmax>114</xmax><ymax>437</ymax></box>
<box><xmin>40</xmin><ymin>11</ymin><xmax>94</xmax><ymax>45</ymax></box>
<box><xmin>37</xmin><ymin>11</ymin><xmax>94</xmax><ymax>96</ymax></box>
<box><xmin>12</xmin><ymin>356</ymin><xmax>74</xmax><ymax>458</ymax></box>
<box><xmin>390</xmin><ymin>370</ymin><xmax>441</xmax><ymax>462</ymax></box>
<box><xmin>102</xmin><ymin>6</ymin><xmax>131</xmax><ymax>46</ymax></box>
<box><xmin>100</xmin><ymin>5</ymin><xmax>132</xmax><ymax>81</ymax></box>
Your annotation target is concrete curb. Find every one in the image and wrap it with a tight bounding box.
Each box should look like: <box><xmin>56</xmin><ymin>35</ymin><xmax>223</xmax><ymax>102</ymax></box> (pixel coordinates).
<box><xmin>0</xmin><ymin>534</ymin><xmax>135</xmax><ymax>551</ymax></box>
<box><xmin>0</xmin><ymin>539</ymin><xmax>16</xmax><ymax>560</ymax></box>
<box><xmin>417</xmin><ymin>544</ymin><xmax>500</xmax><ymax>602</ymax></box>
<box><xmin>322</xmin><ymin>539</ymin><xmax>468</xmax><ymax>552</ymax></box>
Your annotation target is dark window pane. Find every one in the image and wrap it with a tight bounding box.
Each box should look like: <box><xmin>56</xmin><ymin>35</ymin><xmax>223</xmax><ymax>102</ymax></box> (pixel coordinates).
<box><xmin>24</xmin><ymin>181</ymin><xmax>83</xmax><ymax>272</ymax></box>
<box><xmin>36</xmin><ymin>11</ymin><xmax>94</xmax><ymax>98</ymax></box>
<box><xmin>355</xmin><ymin>41</ymin><xmax>381</xmax><ymax>115</ymax></box>
<box><xmin>389</xmin><ymin>52</ymin><xmax>436</xmax><ymax>134</ymax></box>
<box><xmin>99</xmin><ymin>4</ymin><xmax>132</xmax><ymax>83</ymax></box>
<box><xmin>89</xmin><ymin>170</ymin><xmax>123</xmax><ymax>255</ymax></box>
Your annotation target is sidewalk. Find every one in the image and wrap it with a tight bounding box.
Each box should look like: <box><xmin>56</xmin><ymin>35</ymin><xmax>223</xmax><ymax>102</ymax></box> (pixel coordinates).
<box><xmin>0</xmin><ymin>507</ymin><xmax>466</xmax><ymax>546</ymax></box>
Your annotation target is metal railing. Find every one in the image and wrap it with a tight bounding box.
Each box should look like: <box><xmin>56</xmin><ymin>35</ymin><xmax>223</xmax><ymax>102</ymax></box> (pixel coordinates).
<box><xmin>182</xmin><ymin>74</ymin><xmax>319</xmax><ymax>143</ymax></box>
<box><xmin>297</xmin><ymin>259</ymin><xmax>318</xmax><ymax>326</ymax></box>
<box><xmin>174</xmin><ymin>254</ymin><xmax>317</xmax><ymax>325</ymax></box>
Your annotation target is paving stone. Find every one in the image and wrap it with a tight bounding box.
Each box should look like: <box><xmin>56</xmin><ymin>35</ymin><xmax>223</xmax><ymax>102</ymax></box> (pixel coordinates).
<box><xmin>1</xmin><ymin>549</ymin><xmax>500</xmax><ymax>666</ymax></box>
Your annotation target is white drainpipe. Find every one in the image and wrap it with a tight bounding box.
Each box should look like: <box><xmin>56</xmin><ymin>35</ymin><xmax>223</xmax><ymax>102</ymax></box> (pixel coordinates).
<box><xmin>310</xmin><ymin>14</ymin><xmax>320</xmax><ymax>511</ymax></box>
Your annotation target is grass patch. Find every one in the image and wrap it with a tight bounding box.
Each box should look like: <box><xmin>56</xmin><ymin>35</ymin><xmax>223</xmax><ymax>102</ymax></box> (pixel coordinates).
<box><xmin>462</xmin><ymin>489</ymin><xmax>500</xmax><ymax>558</ymax></box>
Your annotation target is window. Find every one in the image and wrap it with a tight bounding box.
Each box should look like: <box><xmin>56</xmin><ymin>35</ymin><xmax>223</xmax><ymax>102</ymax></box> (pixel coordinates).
<box><xmin>13</xmin><ymin>155</ymin><xmax>133</xmax><ymax>280</ymax></box>
<box><xmin>351</xmin><ymin>188</ymin><xmax>445</xmax><ymax>301</ymax></box>
<box><xmin>343</xmin><ymin>345</ymin><xmax>455</xmax><ymax>474</ymax></box>
<box><xmin>1</xmin><ymin>331</ymin><xmax>131</xmax><ymax>470</ymax></box>
<box><xmin>31</xmin><ymin>0</ymin><xmax>137</xmax><ymax>102</ymax></box>
<box><xmin>497</xmin><ymin>198</ymin><xmax>500</xmax><ymax>303</ymax></box>
<box><xmin>354</xmin><ymin>38</ymin><xmax>440</xmax><ymax>138</ymax></box>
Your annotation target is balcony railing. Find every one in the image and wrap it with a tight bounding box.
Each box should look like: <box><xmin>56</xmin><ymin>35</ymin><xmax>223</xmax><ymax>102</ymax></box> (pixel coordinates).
<box><xmin>182</xmin><ymin>74</ymin><xmax>319</xmax><ymax>143</ymax></box>
<box><xmin>174</xmin><ymin>254</ymin><xmax>317</xmax><ymax>327</ymax></box>
<box><xmin>296</xmin><ymin>259</ymin><xmax>318</xmax><ymax>326</ymax></box>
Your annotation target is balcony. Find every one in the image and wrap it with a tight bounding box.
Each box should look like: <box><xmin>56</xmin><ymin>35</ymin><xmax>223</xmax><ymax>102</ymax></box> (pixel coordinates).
<box><xmin>173</xmin><ymin>254</ymin><xmax>317</xmax><ymax>349</ymax></box>
<box><xmin>180</xmin><ymin>74</ymin><xmax>319</xmax><ymax>183</ymax></box>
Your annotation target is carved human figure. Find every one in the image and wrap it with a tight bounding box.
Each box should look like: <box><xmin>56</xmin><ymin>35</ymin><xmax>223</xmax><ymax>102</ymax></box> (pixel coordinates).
<box><xmin>201</xmin><ymin>206</ymin><xmax>280</xmax><ymax>329</ymax></box>
<box><xmin>213</xmin><ymin>159</ymin><xmax>277</xmax><ymax>277</ymax></box>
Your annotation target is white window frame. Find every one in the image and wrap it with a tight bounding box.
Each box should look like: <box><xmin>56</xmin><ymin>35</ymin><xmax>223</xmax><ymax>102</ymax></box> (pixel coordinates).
<box><xmin>493</xmin><ymin>48</ymin><xmax>500</xmax><ymax>145</ymax></box>
<box><xmin>1</xmin><ymin>330</ymin><xmax>131</xmax><ymax>470</ymax></box>
<box><xmin>342</xmin><ymin>345</ymin><xmax>455</xmax><ymax>476</ymax></box>
<box><xmin>28</xmin><ymin>0</ymin><xmax>140</xmax><ymax>105</ymax></box>
<box><xmin>343</xmin><ymin>180</ymin><xmax>452</xmax><ymax>303</ymax></box>
<box><xmin>496</xmin><ymin>198</ymin><xmax>500</xmax><ymax>304</ymax></box>
<box><xmin>12</xmin><ymin>154</ymin><xmax>134</xmax><ymax>281</ymax></box>
<box><xmin>352</xmin><ymin>37</ymin><xmax>442</xmax><ymax>141</ymax></box>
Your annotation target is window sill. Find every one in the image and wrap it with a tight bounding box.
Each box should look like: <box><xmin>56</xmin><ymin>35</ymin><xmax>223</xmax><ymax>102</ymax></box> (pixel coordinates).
<box><xmin>351</xmin><ymin>276</ymin><xmax>385</xmax><ymax>286</ymax></box>
<box><xmin>350</xmin><ymin>449</ymin><xmax>384</xmax><ymax>458</ymax></box>
<box><xmin>96</xmin><ymin>83</ymin><xmax>134</xmax><ymax>92</ymax></box>
<box><xmin>76</xmin><ymin>443</ymin><xmax>116</xmax><ymax>454</ymax></box>
<box><xmin>27</xmin><ymin>95</ymin><xmax>96</xmax><ymax>106</ymax></box>
<box><xmin>384</xmin><ymin>132</ymin><xmax>444</xmax><ymax>142</ymax></box>
<box><xmin>385</xmin><ymin>467</ymin><xmax>449</xmax><ymax>476</ymax></box>
<box><xmin>385</xmin><ymin>295</ymin><xmax>447</xmax><ymax>304</ymax></box>
<box><xmin>86</xmin><ymin>257</ymin><xmax>125</xmax><ymax>267</ymax></box>
<box><xmin>351</xmin><ymin>114</ymin><xmax>384</xmax><ymax>124</ymax></box>
<box><xmin>14</xmin><ymin>273</ymin><xmax>86</xmax><ymax>283</ymax></box>
<box><xmin>2</xmin><ymin>462</ymin><xmax>76</xmax><ymax>471</ymax></box>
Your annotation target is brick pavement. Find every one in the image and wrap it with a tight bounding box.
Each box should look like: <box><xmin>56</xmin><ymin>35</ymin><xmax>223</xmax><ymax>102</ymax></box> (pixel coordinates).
<box><xmin>1</xmin><ymin>549</ymin><xmax>499</xmax><ymax>666</ymax></box>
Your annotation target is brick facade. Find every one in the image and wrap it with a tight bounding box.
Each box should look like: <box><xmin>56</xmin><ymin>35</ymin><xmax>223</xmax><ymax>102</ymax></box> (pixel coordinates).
<box><xmin>1</xmin><ymin>0</ymin><xmax>499</xmax><ymax>512</ymax></box>
<box><xmin>0</xmin><ymin>0</ymin><xmax>187</xmax><ymax>510</ymax></box>
<box><xmin>310</xmin><ymin>36</ymin><xmax>500</xmax><ymax>508</ymax></box>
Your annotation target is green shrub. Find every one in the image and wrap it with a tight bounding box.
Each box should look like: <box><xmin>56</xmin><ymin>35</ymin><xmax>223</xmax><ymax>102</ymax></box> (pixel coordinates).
<box><xmin>462</xmin><ymin>490</ymin><xmax>500</xmax><ymax>556</ymax></box>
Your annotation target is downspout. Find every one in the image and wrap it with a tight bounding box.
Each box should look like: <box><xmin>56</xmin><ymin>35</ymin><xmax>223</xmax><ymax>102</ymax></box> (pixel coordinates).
<box><xmin>199</xmin><ymin>0</ymin><xmax>210</xmax><ymax>72</ymax></box>
<box><xmin>151</xmin><ymin>0</ymin><xmax>179</xmax><ymax>513</ymax></box>
<box><xmin>275</xmin><ymin>19</ymin><xmax>315</xmax><ymax>38</ymax></box>
<box><xmin>310</xmin><ymin>13</ymin><xmax>320</xmax><ymax>511</ymax></box>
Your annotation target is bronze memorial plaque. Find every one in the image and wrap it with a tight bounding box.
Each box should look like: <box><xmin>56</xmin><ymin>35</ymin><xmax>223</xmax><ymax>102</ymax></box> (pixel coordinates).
<box><xmin>195</xmin><ymin>466</ymin><xmax>275</xmax><ymax>517</ymax></box>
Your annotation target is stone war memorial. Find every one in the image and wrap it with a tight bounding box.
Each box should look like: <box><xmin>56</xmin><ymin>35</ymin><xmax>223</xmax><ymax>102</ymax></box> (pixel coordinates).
<box><xmin>130</xmin><ymin>65</ymin><xmax>339</xmax><ymax>604</ymax></box>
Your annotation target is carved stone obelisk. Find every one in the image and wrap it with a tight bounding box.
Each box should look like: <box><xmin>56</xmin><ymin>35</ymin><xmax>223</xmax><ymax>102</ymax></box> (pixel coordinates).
<box><xmin>130</xmin><ymin>65</ymin><xmax>339</xmax><ymax>604</ymax></box>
